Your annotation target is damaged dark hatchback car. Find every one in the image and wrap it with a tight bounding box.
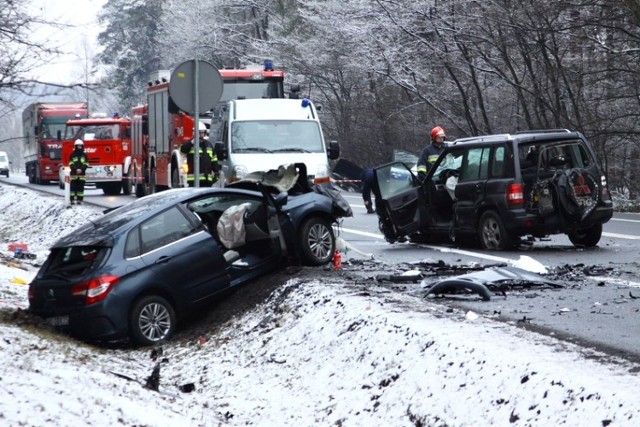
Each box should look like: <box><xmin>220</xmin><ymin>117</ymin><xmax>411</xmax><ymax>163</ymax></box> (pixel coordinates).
<box><xmin>373</xmin><ymin>130</ymin><xmax>614</xmax><ymax>250</ymax></box>
<box><xmin>28</xmin><ymin>164</ymin><xmax>352</xmax><ymax>345</ymax></box>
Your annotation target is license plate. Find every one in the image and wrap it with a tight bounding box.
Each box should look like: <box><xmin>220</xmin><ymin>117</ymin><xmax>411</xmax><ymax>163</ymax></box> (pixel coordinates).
<box><xmin>46</xmin><ymin>316</ymin><xmax>70</xmax><ymax>327</ymax></box>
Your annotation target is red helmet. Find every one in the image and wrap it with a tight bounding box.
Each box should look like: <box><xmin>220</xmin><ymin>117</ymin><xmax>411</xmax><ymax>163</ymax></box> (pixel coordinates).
<box><xmin>431</xmin><ymin>126</ymin><xmax>446</xmax><ymax>141</ymax></box>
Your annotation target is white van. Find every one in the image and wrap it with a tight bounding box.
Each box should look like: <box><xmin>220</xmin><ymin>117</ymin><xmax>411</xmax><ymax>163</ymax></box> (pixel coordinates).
<box><xmin>0</xmin><ymin>151</ymin><xmax>10</xmax><ymax>177</ymax></box>
<box><xmin>213</xmin><ymin>98</ymin><xmax>339</xmax><ymax>185</ymax></box>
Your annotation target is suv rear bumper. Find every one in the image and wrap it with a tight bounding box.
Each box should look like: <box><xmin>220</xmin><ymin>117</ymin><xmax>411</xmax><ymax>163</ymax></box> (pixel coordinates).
<box><xmin>503</xmin><ymin>203</ymin><xmax>614</xmax><ymax>237</ymax></box>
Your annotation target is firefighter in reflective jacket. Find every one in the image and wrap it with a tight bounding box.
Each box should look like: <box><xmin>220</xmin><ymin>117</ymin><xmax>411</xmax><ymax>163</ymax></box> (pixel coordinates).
<box><xmin>69</xmin><ymin>139</ymin><xmax>89</xmax><ymax>205</ymax></box>
<box><xmin>416</xmin><ymin>126</ymin><xmax>446</xmax><ymax>181</ymax></box>
<box><xmin>180</xmin><ymin>121</ymin><xmax>219</xmax><ymax>187</ymax></box>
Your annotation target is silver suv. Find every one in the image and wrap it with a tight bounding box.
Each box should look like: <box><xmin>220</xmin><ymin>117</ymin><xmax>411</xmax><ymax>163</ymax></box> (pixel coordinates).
<box><xmin>372</xmin><ymin>130</ymin><xmax>614</xmax><ymax>250</ymax></box>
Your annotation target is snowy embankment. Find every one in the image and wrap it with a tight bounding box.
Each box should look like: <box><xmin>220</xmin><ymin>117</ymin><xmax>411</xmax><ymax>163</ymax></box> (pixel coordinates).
<box><xmin>0</xmin><ymin>183</ymin><xmax>638</xmax><ymax>426</ymax></box>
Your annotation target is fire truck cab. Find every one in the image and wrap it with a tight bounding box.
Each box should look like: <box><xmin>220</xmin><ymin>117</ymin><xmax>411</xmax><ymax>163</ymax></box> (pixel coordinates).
<box><xmin>59</xmin><ymin>114</ymin><xmax>132</xmax><ymax>195</ymax></box>
<box><xmin>131</xmin><ymin>62</ymin><xmax>297</xmax><ymax>197</ymax></box>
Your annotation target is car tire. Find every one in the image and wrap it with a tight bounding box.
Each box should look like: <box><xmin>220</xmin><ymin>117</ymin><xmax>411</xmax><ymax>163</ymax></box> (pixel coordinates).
<box><xmin>379</xmin><ymin>217</ymin><xmax>399</xmax><ymax>244</ymax></box>
<box><xmin>299</xmin><ymin>217</ymin><xmax>335</xmax><ymax>266</ymax></box>
<box><xmin>149</xmin><ymin>167</ymin><xmax>157</xmax><ymax>194</ymax></box>
<box><xmin>122</xmin><ymin>166</ymin><xmax>132</xmax><ymax>195</ymax></box>
<box><xmin>129</xmin><ymin>295</ymin><xmax>176</xmax><ymax>346</ymax></box>
<box><xmin>478</xmin><ymin>211</ymin><xmax>514</xmax><ymax>251</ymax></box>
<box><xmin>568</xmin><ymin>223</ymin><xmax>602</xmax><ymax>247</ymax></box>
<box><xmin>171</xmin><ymin>165</ymin><xmax>180</xmax><ymax>188</ymax></box>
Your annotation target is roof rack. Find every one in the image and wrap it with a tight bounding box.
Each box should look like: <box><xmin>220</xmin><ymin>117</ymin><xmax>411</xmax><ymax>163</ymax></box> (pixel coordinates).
<box><xmin>514</xmin><ymin>129</ymin><xmax>572</xmax><ymax>135</ymax></box>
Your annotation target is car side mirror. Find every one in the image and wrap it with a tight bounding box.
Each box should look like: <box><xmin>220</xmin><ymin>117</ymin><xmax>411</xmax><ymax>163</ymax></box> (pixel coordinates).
<box><xmin>327</xmin><ymin>140</ymin><xmax>339</xmax><ymax>160</ymax></box>
<box><xmin>274</xmin><ymin>191</ymin><xmax>288</xmax><ymax>208</ymax></box>
<box><xmin>57</xmin><ymin>130</ymin><xmax>62</xmax><ymax>141</ymax></box>
<box><xmin>214</xmin><ymin>141</ymin><xmax>228</xmax><ymax>160</ymax></box>
<box><xmin>289</xmin><ymin>84</ymin><xmax>301</xmax><ymax>99</ymax></box>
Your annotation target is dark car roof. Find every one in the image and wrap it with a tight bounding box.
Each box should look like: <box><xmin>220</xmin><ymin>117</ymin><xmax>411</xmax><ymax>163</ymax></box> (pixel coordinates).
<box><xmin>452</xmin><ymin>130</ymin><xmax>582</xmax><ymax>147</ymax></box>
<box><xmin>52</xmin><ymin>187</ymin><xmax>263</xmax><ymax>248</ymax></box>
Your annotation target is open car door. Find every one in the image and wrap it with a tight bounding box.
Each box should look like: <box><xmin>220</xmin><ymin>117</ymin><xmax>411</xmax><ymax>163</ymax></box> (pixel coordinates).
<box><xmin>373</xmin><ymin>162</ymin><xmax>428</xmax><ymax>242</ymax></box>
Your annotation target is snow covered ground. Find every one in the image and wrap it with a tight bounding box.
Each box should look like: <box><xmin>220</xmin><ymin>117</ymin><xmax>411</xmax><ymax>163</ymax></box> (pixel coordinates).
<box><xmin>0</xmin><ymin>183</ymin><xmax>639</xmax><ymax>426</ymax></box>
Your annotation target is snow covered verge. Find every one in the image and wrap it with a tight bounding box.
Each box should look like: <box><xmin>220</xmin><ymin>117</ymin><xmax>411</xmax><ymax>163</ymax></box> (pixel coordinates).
<box><xmin>0</xmin><ymin>183</ymin><xmax>639</xmax><ymax>426</ymax></box>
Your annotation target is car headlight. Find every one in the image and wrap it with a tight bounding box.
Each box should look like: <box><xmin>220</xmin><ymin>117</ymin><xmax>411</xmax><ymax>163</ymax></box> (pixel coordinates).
<box><xmin>313</xmin><ymin>164</ymin><xmax>331</xmax><ymax>184</ymax></box>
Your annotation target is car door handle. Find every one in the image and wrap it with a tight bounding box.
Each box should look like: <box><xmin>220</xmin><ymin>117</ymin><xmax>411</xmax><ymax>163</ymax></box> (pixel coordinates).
<box><xmin>154</xmin><ymin>256</ymin><xmax>171</xmax><ymax>264</ymax></box>
<box><xmin>475</xmin><ymin>183</ymin><xmax>483</xmax><ymax>191</ymax></box>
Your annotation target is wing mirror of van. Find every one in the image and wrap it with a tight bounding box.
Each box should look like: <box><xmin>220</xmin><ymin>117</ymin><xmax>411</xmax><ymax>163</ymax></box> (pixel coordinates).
<box><xmin>57</xmin><ymin>130</ymin><xmax>62</xmax><ymax>141</ymax></box>
<box><xmin>214</xmin><ymin>141</ymin><xmax>228</xmax><ymax>160</ymax></box>
<box><xmin>327</xmin><ymin>140</ymin><xmax>340</xmax><ymax>160</ymax></box>
<box><xmin>289</xmin><ymin>84</ymin><xmax>301</xmax><ymax>99</ymax></box>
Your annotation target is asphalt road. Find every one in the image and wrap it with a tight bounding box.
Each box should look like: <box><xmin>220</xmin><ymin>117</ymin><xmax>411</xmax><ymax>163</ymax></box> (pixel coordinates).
<box><xmin>337</xmin><ymin>192</ymin><xmax>640</xmax><ymax>362</ymax></box>
<box><xmin>6</xmin><ymin>175</ymin><xmax>640</xmax><ymax>362</ymax></box>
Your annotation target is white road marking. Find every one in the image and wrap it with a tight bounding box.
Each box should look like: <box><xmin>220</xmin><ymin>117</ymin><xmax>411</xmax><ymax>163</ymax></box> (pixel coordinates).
<box><xmin>610</xmin><ymin>217</ymin><xmax>640</xmax><ymax>223</ymax></box>
<box><xmin>339</xmin><ymin>227</ymin><xmax>518</xmax><ymax>264</ymax></box>
<box><xmin>339</xmin><ymin>227</ymin><xmax>640</xmax><ymax>264</ymax></box>
<box><xmin>589</xmin><ymin>276</ymin><xmax>640</xmax><ymax>289</ymax></box>
<box><xmin>602</xmin><ymin>232</ymin><xmax>640</xmax><ymax>240</ymax></box>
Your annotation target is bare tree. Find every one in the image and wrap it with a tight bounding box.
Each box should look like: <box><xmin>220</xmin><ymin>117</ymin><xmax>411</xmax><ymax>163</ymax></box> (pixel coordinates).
<box><xmin>94</xmin><ymin>0</ymin><xmax>640</xmax><ymax>195</ymax></box>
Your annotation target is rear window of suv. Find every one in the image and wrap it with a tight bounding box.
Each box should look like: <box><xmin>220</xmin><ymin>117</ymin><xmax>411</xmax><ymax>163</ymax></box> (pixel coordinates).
<box><xmin>519</xmin><ymin>140</ymin><xmax>592</xmax><ymax>172</ymax></box>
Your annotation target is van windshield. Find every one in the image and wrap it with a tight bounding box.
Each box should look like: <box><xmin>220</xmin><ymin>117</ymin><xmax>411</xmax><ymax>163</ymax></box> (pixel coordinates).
<box><xmin>231</xmin><ymin>120</ymin><xmax>324</xmax><ymax>153</ymax></box>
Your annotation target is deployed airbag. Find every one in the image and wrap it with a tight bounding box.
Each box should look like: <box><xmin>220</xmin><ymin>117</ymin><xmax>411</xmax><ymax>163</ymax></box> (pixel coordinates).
<box><xmin>217</xmin><ymin>203</ymin><xmax>252</xmax><ymax>249</ymax></box>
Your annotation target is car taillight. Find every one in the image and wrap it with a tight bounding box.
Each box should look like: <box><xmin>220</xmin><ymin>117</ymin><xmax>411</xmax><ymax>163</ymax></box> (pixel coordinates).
<box><xmin>506</xmin><ymin>183</ymin><xmax>524</xmax><ymax>205</ymax></box>
<box><xmin>71</xmin><ymin>275</ymin><xmax>119</xmax><ymax>305</ymax></box>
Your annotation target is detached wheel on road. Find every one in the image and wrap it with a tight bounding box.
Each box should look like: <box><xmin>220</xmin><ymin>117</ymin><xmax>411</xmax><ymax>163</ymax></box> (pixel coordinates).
<box><xmin>299</xmin><ymin>217</ymin><xmax>335</xmax><ymax>266</ymax></box>
<box><xmin>129</xmin><ymin>295</ymin><xmax>176</xmax><ymax>346</ymax></box>
<box><xmin>478</xmin><ymin>210</ymin><xmax>514</xmax><ymax>251</ymax></box>
<box><xmin>568</xmin><ymin>223</ymin><xmax>602</xmax><ymax>247</ymax></box>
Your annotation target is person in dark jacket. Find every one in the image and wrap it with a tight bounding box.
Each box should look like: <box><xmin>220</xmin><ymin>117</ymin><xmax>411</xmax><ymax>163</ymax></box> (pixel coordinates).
<box><xmin>180</xmin><ymin>122</ymin><xmax>219</xmax><ymax>187</ymax></box>
<box><xmin>417</xmin><ymin>126</ymin><xmax>446</xmax><ymax>181</ymax></box>
<box><xmin>69</xmin><ymin>139</ymin><xmax>89</xmax><ymax>205</ymax></box>
<box><xmin>361</xmin><ymin>168</ymin><xmax>375</xmax><ymax>214</ymax></box>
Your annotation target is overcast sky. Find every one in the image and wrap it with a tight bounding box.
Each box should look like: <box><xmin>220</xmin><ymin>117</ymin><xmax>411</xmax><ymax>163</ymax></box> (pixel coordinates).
<box><xmin>26</xmin><ymin>0</ymin><xmax>108</xmax><ymax>84</ymax></box>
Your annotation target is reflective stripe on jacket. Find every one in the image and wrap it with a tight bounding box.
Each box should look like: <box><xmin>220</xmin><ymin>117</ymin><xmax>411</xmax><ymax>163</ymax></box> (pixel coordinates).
<box><xmin>417</xmin><ymin>143</ymin><xmax>443</xmax><ymax>174</ymax></box>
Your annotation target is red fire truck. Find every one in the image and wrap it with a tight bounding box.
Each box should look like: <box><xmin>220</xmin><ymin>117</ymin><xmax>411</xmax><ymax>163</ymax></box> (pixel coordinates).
<box><xmin>130</xmin><ymin>62</ymin><xmax>288</xmax><ymax>197</ymax></box>
<box><xmin>22</xmin><ymin>102</ymin><xmax>88</xmax><ymax>184</ymax></box>
<box><xmin>59</xmin><ymin>114</ymin><xmax>132</xmax><ymax>195</ymax></box>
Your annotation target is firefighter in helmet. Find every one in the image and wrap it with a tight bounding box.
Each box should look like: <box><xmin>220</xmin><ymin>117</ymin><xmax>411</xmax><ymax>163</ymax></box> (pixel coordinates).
<box><xmin>416</xmin><ymin>126</ymin><xmax>446</xmax><ymax>181</ymax></box>
<box><xmin>69</xmin><ymin>139</ymin><xmax>89</xmax><ymax>204</ymax></box>
<box><xmin>180</xmin><ymin>121</ymin><xmax>219</xmax><ymax>187</ymax></box>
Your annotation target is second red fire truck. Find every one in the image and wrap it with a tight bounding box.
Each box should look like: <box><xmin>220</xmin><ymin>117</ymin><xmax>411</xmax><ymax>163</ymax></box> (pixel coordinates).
<box><xmin>59</xmin><ymin>113</ymin><xmax>132</xmax><ymax>195</ymax></box>
<box><xmin>130</xmin><ymin>62</ymin><xmax>289</xmax><ymax>197</ymax></box>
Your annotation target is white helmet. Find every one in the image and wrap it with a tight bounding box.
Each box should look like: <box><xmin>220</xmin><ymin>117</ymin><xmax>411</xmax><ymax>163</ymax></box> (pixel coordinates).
<box><xmin>198</xmin><ymin>121</ymin><xmax>207</xmax><ymax>132</ymax></box>
<box><xmin>74</xmin><ymin>139</ymin><xmax>84</xmax><ymax>147</ymax></box>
